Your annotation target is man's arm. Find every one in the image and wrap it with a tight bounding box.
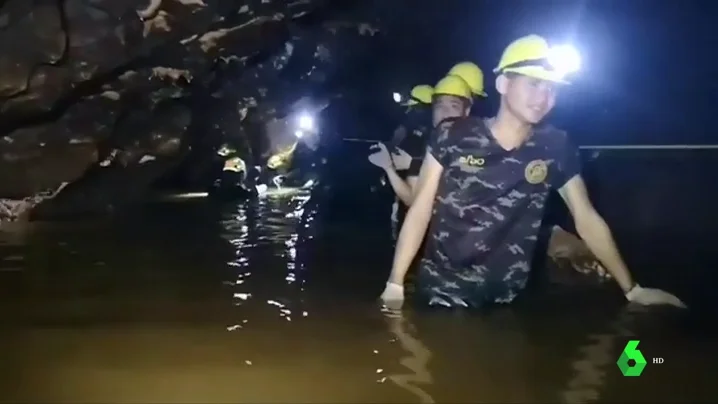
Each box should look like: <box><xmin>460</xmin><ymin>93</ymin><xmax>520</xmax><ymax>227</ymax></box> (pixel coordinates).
<box><xmin>558</xmin><ymin>175</ymin><xmax>635</xmax><ymax>293</ymax></box>
<box><xmin>406</xmin><ymin>176</ymin><xmax>419</xmax><ymax>196</ymax></box>
<box><xmin>384</xmin><ymin>157</ymin><xmax>421</xmax><ymax>206</ymax></box>
<box><xmin>384</xmin><ymin>167</ymin><xmax>415</xmax><ymax>205</ymax></box>
<box><xmin>387</xmin><ymin>152</ymin><xmax>442</xmax><ymax>285</ymax></box>
<box><xmin>404</xmin><ymin>157</ymin><xmax>423</xmax><ymax>201</ymax></box>
<box><xmin>384</xmin><ymin>134</ymin><xmax>424</xmax><ymax>206</ymax></box>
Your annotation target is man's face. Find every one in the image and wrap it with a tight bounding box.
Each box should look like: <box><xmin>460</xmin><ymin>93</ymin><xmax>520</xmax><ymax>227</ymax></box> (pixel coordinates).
<box><xmin>500</xmin><ymin>74</ymin><xmax>557</xmax><ymax>124</ymax></box>
<box><xmin>432</xmin><ymin>95</ymin><xmax>469</xmax><ymax>127</ymax></box>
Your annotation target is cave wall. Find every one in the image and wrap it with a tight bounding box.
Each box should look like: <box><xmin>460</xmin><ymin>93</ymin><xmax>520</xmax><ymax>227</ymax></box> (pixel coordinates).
<box><xmin>0</xmin><ymin>0</ymin><xmax>380</xmax><ymax>220</ymax></box>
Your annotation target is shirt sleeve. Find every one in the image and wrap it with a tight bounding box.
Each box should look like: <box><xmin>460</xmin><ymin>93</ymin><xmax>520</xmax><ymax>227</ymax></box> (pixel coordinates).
<box><xmin>551</xmin><ymin>133</ymin><xmax>582</xmax><ymax>189</ymax></box>
<box><xmin>426</xmin><ymin>122</ymin><xmax>454</xmax><ymax>167</ymax></box>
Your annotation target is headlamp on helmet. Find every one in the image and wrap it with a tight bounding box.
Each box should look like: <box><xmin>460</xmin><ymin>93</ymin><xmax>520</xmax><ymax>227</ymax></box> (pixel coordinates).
<box><xmin>494</xmin><ymin>35</ymin><xmax>581</xmax><ymax>84</ymax></box>
<box><xmin>395</xmin><ymin>85</ymin><xmax>433</xmax><ymax>107</ymax></box>
<box><xmin>297</xmin><ymin>113</ymin><xmax>315</xmax><ymax>132</ymax></box>
<box><xmin>547</xmin><ymin>45</ymin><xmax>581</xmax><ymax>77</ymax></box>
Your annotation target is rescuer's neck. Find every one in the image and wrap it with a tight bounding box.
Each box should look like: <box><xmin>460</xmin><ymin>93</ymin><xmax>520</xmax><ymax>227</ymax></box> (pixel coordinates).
<box><xmin>491</xmin><ymin>104</ymin><xmax>532</xmax><ymax>151</ymax></box>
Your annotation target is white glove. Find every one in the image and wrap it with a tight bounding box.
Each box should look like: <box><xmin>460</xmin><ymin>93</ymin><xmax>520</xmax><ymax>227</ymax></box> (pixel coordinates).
<box><xmin>255</xmin><ymin>184</ymin><xmax>268</xmax><ymax>195</ymax></box>
<box><xmin>367</xmin><ymin>143</ymin><xmax>392</xmax><ymax>169</ymax></box>
<box><xmin>368</xmin><ymin>143</ymin><xmax>413</xmax><ymax>171</ymax></box>
<box><xmin>390</xmin><ymin>147</ymin><xmax>412</xmax><ymax>171</ymax></box>
<box><xmin>380</xmin><ymin>281</ymin><xmax>405</xmax><ymax>302</ymax></box>
<box><xmin>625</xmin><ymin>284</ymin><xmax>687</xmax><ymax>308</ymax></box>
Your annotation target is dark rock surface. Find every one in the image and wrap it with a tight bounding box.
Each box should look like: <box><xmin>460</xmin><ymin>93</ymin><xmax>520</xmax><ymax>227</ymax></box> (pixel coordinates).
<box><xmin>0</xmin><ymin>0</ymin><xmax>380</xmax><ymax>220</ymax></box>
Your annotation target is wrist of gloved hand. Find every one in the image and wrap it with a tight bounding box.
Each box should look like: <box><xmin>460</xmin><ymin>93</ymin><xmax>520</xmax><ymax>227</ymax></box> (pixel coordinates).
<box><xmin>380</xmin><ymin>280</ymin><xmax>405</xmax><ymax>303</ymax></box>
<box><xmin>624</xmin><ymin>283</ymin><xmax>641</xmax><ymax>301</ymax></box>
<box><xmin>382</xmin><ymin>281</ymin><xmax>404</xmax><ymax>296</ymax></box>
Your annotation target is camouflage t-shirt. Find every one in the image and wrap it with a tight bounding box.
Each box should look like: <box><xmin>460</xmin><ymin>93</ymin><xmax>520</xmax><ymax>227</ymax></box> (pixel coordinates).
<box><xmin>418</xmin><ymin>117</ymin><xmax>580</xmax><ymax>307</ymax></box>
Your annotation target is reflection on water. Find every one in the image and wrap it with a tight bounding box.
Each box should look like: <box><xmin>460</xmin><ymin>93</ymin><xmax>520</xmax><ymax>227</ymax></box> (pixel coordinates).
<box><xmin>0</xmin><ymin>193</ymin><xmax>716</xmax><ymax>403</ymax></box>
<box><xmin>561</xmin><ymin>309</ymin><xmax>635</xmax><ymax>404</ymax></box>
<box><xmin>224</xmin><ymin>193</ymin><xmax>313</xmax><ymax>330</ymax></box>
<box><xmin>381</xmin><ymin>309</ymin><xmax>434</xmax><ymax>403</ymax></box>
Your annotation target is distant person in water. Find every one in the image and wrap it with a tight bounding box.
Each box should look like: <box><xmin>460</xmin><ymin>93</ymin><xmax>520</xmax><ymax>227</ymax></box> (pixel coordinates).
<box><xmin>369</xmin><ymin>63</ymin><xmax>488</xmax><ymax>241</ymax></box>
<box><xmin>211</xmin><ymin>143</ymin><xmax>253</xmax><ymax>199</ymax></box>
<box><xmin>257</xmin><ymin>125</ymin><xmax>324</xmax><ymax>194</ymax></box>
<box><xmin>380</xmin><ymin>35</ymin><xmax>686</xmax><ymax>309</ymax></box>
<box><xmin>265</xmin><ymin>137</ymin><xmax>322</xmax><ymax>191</ymax></box>
<box><xmin>368</xmin><ymin>83</ymin><xmax>432</xmax><ymax>240</ymax></box>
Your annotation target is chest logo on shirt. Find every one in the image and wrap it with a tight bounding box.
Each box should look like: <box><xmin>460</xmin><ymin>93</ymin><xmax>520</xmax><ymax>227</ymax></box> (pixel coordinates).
<box><xmin>458</xmin><ymin>155</ymin><xmax>485</xmax><ymax>167</ymax></box>
<box><xmin>524</xmin><ymin>159</ymin><xmax>548</xmax><ymax>184</ymax></box>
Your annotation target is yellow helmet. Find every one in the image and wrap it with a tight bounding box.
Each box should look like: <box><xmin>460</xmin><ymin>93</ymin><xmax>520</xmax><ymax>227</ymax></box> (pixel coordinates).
<box><xmin>266</xmin><ymin>142</ymin><xmax>297</xmax><ymax>169</ymax></box>
<box><xmin>223</xmin><ymin>156</ymin><xmax>246</xmax><ymax>173</ymax></box>
<box><xmin>267</xmin><ymin>155</ymin><xmax>284</xmax><ymax>169</ymax></box>
<box><xmin>447</xmin><ymin>62</ymin><xmax>487</xmax><ymax>97</ymax></box>
<box><xmin>433</xmin><ymin>75</ymin><xmax>472</xmax><ymax>100</ymax></box>
<box><xmin>402</xmin><ymin>84</ymin><xmax>434</xmax><ymax>106</ymax></box>
<box><xmin>494</xmin><ymin>34</ymin><xmax>569</xmax><ymax>84</ymax></box>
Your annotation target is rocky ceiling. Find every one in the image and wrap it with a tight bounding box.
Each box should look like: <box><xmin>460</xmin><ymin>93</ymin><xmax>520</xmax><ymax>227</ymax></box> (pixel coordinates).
<box><xmin>0</xmin><ymin>0</ymin><xmax>383</xmax><ymax>220</ymax></box>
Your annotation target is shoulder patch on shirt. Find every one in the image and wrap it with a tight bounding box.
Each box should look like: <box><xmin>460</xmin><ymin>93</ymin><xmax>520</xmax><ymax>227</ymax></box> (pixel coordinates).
<box><xmin>524</xmin><ymin>159</ymin><xmax>549</xmax><ymax>184</ymax></box>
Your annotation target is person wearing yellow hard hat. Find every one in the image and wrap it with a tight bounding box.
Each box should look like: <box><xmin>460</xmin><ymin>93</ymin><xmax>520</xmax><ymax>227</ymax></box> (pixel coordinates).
<box><xmin>447</xmin><ymin>61</ymin><xmax>488</xmax><ymax>98</ymax></box>
<box><xmin>370</xmin><ymin>75</ymin><xmax>474</xmax><ymax>242</ymax></box>
<box><xmin>369</xmin><ymin>83</ymin><xmax>434</xmax><ymax>241</ymax></box>
<box><xmin>394</xmin><ymin>84</ymin><xmax>434</xmax><ymax>107</ymax></box>
<box><xmin>380</xmin><ymin>35</ymin><xmax>686</xmax><ymax>310</ymax></box>
<box><xmin>384</xmin><ymin>83</ymin><xmax>434</xmax><ymax>177</ymax></box>
<box><xmin>429</xmin><ymin>74</ymin><xmax>473</xmax><ymax>129</ymax></box>
<box><xmin>210</xmin><ymin>142</ymin><xmax>254</xmax><ymax>199</ymax></box>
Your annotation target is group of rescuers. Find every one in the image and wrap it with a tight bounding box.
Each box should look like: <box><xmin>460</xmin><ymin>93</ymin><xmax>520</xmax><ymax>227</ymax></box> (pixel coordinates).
<box><xmin>370</xmin><ymin>34</ymin><xmax>686</xmax><ymax>310</ymax></box>
<box><xmin>215</xmin><ymin>120</ymin><xmax>320</xmax><ymax>197</ymax></box>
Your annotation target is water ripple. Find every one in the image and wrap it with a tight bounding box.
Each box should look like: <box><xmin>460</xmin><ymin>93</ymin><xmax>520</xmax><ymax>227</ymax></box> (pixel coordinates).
<box><xmin>382</xmin><ymin>311</ymin><xmax>435</xmax><ymax>404</ymax></box>
<box><xmin>1</xmin><ymin>189</ymin><xmax>712</xmax><ymax>403</ymax></box>
<box><xmin>222</xmin><ymin>191</ymin><xmax>315</xmax><ymax>332</ymax></box>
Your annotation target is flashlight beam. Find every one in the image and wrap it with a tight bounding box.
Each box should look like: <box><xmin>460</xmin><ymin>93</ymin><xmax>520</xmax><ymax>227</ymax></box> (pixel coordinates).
<box><xmin>298</xmin><ymin>114</ymin><xmax>315</xmax><ymax>131</ymax></box>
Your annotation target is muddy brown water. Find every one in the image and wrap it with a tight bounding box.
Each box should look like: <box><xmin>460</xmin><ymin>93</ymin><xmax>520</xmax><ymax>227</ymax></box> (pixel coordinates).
<box><xmin>0</xmin><ymin>193</ymin><xmax>715</xmax><ymax>403</ymax></box>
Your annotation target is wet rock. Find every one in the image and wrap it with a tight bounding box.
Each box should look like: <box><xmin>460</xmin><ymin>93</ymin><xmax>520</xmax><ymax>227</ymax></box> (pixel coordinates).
<box><xmin>0</xmin><ymin>0</ymin><xmax>382</xmax><ymax>220</ymax></box>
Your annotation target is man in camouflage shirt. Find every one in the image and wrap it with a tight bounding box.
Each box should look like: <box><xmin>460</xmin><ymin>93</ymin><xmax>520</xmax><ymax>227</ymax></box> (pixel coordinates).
<box><xmin>370</xmin><ymin>77</ymin><xmax>473</xmax><ymax>241</ymax></box>
<box><xmin>380</xmin><ymin>35</ymin><xmax>686</xmax><ymax>309</ymax></box>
